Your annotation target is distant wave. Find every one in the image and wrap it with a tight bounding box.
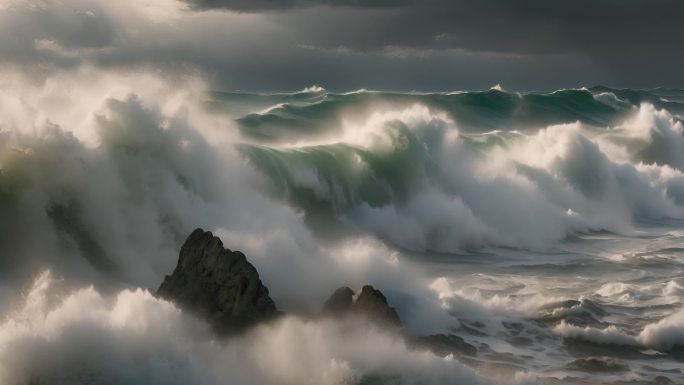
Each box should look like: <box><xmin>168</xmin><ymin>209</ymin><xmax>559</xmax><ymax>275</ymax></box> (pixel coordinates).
<box><xmin>217</xmin><ymin>87</ymin><xmax>684</xmax><ymax>143</ymax></box>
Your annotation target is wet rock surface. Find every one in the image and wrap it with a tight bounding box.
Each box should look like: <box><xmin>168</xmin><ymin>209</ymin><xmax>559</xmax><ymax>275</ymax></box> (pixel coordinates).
<box><xmin>322</xmin><ymin>286</ymin><xmax>355</xmax><ymax>315</ymax></box>
<box><xmin>322</xmin><ymin>285</ymin><xmax>481</xmax><ymax>360</ymax></box>
<box><xmin>323</xmin><ymin>284</ymin><xmax>401</xmax><ymax>328</ymax></box>
<box><xmin>157</xmin><ymin>228</ymin><xmax>279</xmax><ymax>333</ymax></box>
<box><xmin>153</xmin><ymin>229</ymin><xmax>682</xmax><ymax>385</ymax></box>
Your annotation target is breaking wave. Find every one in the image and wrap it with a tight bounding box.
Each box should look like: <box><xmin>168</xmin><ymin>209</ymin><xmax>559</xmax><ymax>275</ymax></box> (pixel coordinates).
<box><xmin>0</xmin><ymin>271</ymin><xmax>494</xmax><ymax>385</ymax></box>
<box><xmin>239</xmin><ymin>101</ymin><xmax>684</xmax><ymax>252</ymax></box>
<box><xmin>2</xmin><ymin>65</ymin><xmax>684</xmax><ymax>384</ymax></box>
<box><xmin>554</xmin><ymin>307</ymin><xmax>684</xmax><ymax>351</ymax></box>
<box><xmin>223</xmin><ymin>86</ymin><xmax>684</xmax><ymax>143</ymax></box>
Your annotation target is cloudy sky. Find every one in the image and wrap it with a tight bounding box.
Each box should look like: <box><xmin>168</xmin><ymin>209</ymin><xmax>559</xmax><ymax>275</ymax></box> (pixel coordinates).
<box><xmin>1</xmin><ymin>0</ymin><xmax>682</xmax><ymax>91</ymax></box>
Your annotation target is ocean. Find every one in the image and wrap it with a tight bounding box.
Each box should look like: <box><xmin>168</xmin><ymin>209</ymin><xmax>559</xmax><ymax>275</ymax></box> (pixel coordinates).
<box><xmin>1</xmin><ymin>80</ymin><xmax>683</xmax><ymax>384</ymax></box>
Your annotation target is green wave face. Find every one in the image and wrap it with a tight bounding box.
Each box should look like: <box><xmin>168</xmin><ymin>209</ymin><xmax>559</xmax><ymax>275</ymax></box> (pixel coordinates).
<box><xmin>237</xmin><ymin>119</ymin><xmax>444</xmax><ymax>219</ymax></box>
<box><xmin>233</xmin><ymin>88</ymin><xmax>684</xmax><ymax>251</ymax></box>
<box><xmin>208</xmin><ymin>87</ymin><xmax>684</xmax><ymax>144</ymax></box>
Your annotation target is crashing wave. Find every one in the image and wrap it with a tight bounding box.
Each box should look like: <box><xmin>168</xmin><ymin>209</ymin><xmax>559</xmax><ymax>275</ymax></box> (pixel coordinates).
<box><xmin>239</xmin><ymin>102</ymin><xmax>684</xmax><ymax>252</ymax></box>
<box><xmin>554</xmin><ymin>308</ymin><xmax>684</xmax><ymax>351</ymax></box>
<box><xmin>0</xmin><ymin>271</ymin><xmax>495</xmax><ymax>385</ymax></box>
<box><xmin>300</xmin><ymin>85</ymin><xmax>327</xmax><ymax>94</ymax></box>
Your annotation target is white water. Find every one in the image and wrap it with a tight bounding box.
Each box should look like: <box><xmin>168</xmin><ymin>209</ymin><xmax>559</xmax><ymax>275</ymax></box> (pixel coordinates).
<box><xmin>0</xmin><ymin>64</ymin><xmax>683</xmax><ymax>385</ymax></box>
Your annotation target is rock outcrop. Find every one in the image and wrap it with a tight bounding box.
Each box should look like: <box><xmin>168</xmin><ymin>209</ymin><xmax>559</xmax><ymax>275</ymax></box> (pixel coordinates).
<box><xmin>323</xmin><ymin>286</ymin><xmax>355</xmax><ymax>314</ymax></box>
<box><xmin>321</xmin><ymin>285</ymin><xmax>481</xmax><ymax>358</ymax></box>
<box><xmin>323</xmin><ymin>285</ymin><xmax>401</xmax><ymax>328</ymax></box>
<box><xmin>157</xmin><ymin>228</ymin><xmax>278</xmax><ymax>333</ymax></box>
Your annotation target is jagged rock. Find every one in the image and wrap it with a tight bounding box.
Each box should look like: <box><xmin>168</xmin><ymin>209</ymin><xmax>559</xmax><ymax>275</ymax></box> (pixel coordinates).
<box><xmin>323</xmin><ymin>286</ymin><xmax>354</xmax><ymax>314</ymax></box>
<box><xmin>157</xmin><ymin>228</ymin><xmax>278</xmax><ymax>333</ymax></box>
<box><xmin>355</xmin><ymin>285</ymin><xmax>402</xmax><ymax>327</ymax></box>
<box><xmin>323</xmin><ymin>285</ymin><xmax>401</xmax><ymax>328</ymax></box>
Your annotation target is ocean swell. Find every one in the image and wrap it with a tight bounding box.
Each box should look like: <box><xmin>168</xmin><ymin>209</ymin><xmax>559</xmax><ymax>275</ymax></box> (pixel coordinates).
<box><xmin>239</xmin><ymin>102</ymin><xmax>684</xmax><ymax>252</ymax></box>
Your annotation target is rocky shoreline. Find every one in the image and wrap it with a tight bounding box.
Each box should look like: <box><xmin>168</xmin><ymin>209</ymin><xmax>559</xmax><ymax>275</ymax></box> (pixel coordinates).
<box><xmin>156</xmin><ymin>228</ymin><xmax>478</xmax><ymax>359</ymax></box>
<box><xmin>153</xmin><ymin>229</ymin><xmax>678</xmax><ymax>385</ymax></box>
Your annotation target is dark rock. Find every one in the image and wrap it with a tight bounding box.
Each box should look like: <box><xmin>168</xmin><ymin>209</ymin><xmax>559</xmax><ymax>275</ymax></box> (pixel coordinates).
<box><xmin>354</xmin><ymin>285</ymin><xmax>401</xmax><ymax>327</ymax></box>
<box><xmin>157</xmin><ymin>228</ymin><xmax>279</xmax><ymax>333</ymax></box>
<box><xmin>323</xmin><ymin>285</ymin><xmax>401</xmax><ymax>328</ymax></box>
<box><xmin>323</xmin><ymin>286</ymin><xmax>354</xmax><ymax>314</ymax></box>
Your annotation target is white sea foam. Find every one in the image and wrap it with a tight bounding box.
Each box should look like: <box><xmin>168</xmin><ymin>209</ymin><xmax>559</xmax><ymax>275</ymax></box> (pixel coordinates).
<box><xmin>278</xmin><ymin>102</ymin><xmax>684</xmax><ymax>251</ymax></box>
<box><xmin>554</xmin><ymin>321</ymin><xmax>639</xmax><ymax>347</ymax></box>
<box><xmin>1</xmin><ymin>0</ymin><xmax>684</xmax><ymax>383</ymax></box>
<box><xmin>639</xmin><ymin>308</ymin><xmax>684</xmax><ymax>350</ymax></box>
<box><xmin>593</xmin><ymin>92</ymin><xmax>632</xmax><ymax>109</ymax></box>
<box><xmin>554</xmin><ymin>308</ymin><xmax>684</xmax><ymax>351</ymax></box>
<box><xmin>301</xmin><ymin>85</ymin><xmax>326</xmax><ymax>94</ymax></box>
<box><xmin>0</xmin><ymin>271</ymin><xmax>501</xmax><ymax>385</ymax></box>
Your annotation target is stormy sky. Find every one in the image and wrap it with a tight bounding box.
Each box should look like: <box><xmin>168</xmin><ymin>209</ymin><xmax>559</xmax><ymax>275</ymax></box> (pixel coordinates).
<box><xmin>1</xmin><ymin>0</ymin><xmax>682</xmax><ymax>91</ymax></box>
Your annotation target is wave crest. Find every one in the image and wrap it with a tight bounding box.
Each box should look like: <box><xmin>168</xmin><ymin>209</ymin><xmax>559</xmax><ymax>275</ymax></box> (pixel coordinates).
<box><xmin>241</xmin><ymin>103</ymin><xmax>684</xmax><ymax>252</ymax></box>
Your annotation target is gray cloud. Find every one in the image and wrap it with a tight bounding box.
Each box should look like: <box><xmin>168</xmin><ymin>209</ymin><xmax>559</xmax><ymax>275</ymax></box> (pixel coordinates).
<box><xmin>0</xmin><ymin>0</ymin><xmax>681</xmax><ymax>92</ymax></box>
<box><xmin>188</xmin><ymin>0</ymin><xmax>407</xmax><ymax>12</ymax></box>
<box><xmin>273</xmin><ymin>0</ymin><xmax>684</xmax><ymax>58</ymax></box>
<box><xmin>192</xmin><ymin>0</ymin><xmax>684</xmax><ymax>87</ymax></box>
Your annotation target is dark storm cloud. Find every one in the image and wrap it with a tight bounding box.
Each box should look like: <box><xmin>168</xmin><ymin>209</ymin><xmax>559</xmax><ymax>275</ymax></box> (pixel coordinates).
<box><xmin>196</xmin><ymin>0</ymin><xmax>684</xmax><ymax>58</ymax></box>
<box><xmin>188</xmin><ymin>0</ymin><xmax>406</xmax><ymax>12</ymax></box>
<box><xmin>0</xmin><ymin>0</ymin><xmax>681</xmax><ymax>91</ymax></box>
<box><xmin>256</xmin><ymin>0</ymin><xmax>683</xmax><ymax>89</ymax></box>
